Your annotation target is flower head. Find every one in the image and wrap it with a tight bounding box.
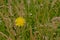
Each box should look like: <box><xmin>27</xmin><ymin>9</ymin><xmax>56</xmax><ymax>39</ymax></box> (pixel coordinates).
<box><xmin>15</xmin><ymin>17</ymin><xmax>26</xmax><ymax>27</ymax></box>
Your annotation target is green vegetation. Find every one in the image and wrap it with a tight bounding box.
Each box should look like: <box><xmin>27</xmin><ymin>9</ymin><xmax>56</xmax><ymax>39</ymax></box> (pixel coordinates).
<box><xmin>0</xmin><ymin>0</ymin><xmax>60</xmax><ymax>40</ymax></box>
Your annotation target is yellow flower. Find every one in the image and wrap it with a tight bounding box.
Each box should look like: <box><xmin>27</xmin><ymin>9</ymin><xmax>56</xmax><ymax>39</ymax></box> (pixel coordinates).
<box><xmin>15</xmin><ymin>17</ymin><xmax>26</xmax><ymax>27</ymax></box>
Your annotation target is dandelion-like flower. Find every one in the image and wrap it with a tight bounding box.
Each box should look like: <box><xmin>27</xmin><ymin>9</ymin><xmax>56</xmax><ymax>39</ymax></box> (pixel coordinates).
<box><xmin>15</xmin><ymin>17</ymin><xmax>26</xmax><ymax>27</ymax></box>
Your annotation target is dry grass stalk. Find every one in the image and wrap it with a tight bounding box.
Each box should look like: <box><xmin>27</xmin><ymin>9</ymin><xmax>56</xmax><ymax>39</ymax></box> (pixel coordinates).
<box><xmin>51</xmin><ymin>17</ymin><xmax>60</xmax><ymax>30</ymax></box>
<box><xmin>30</xmin><ymin>25</ymin><xmax>35</xmax><ymax>40</ymax></box>
<box><xmin>0</xmin><ymin>32</ymin><xmax>8</xmax><ymax>39</ymax></box>
<box><xmin>14</xmin><ymin>0</ymin><xmax>25</xmax><ymax>17</ymax></box>
<box><xmin>51</xmin><ymin>0</ymin><xmax>57</xmax><ymax>7</ymax></box>
<box><xmin>8</xmin><ymin>0</ymin><xmax>13</xmax><ymax>16</ymax></box>
<box><xmin>0</xmin><ymin>12</ymin><xmax>15</xmax><ymax>40</ymax></box>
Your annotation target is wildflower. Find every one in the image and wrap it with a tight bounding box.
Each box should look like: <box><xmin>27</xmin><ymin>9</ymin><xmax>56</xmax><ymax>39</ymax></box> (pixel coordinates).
<box><xmin>15</xmin><ymin>17</ymin><xmax>26</xmax><ymax>27</ymax></box>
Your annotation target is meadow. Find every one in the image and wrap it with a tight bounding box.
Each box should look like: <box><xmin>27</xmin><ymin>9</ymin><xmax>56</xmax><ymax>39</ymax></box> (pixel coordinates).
<box><xmin>0</xmin><ymin>0</ymin><xmax>60</xmax><ymax>40</ymax></box>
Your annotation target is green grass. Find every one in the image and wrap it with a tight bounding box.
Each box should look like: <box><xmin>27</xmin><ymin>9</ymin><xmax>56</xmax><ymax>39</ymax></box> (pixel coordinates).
<box><xmin>0</xmin><ymin>0</ymin><xmax>60</xmax><ymax>40</ymax></box>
